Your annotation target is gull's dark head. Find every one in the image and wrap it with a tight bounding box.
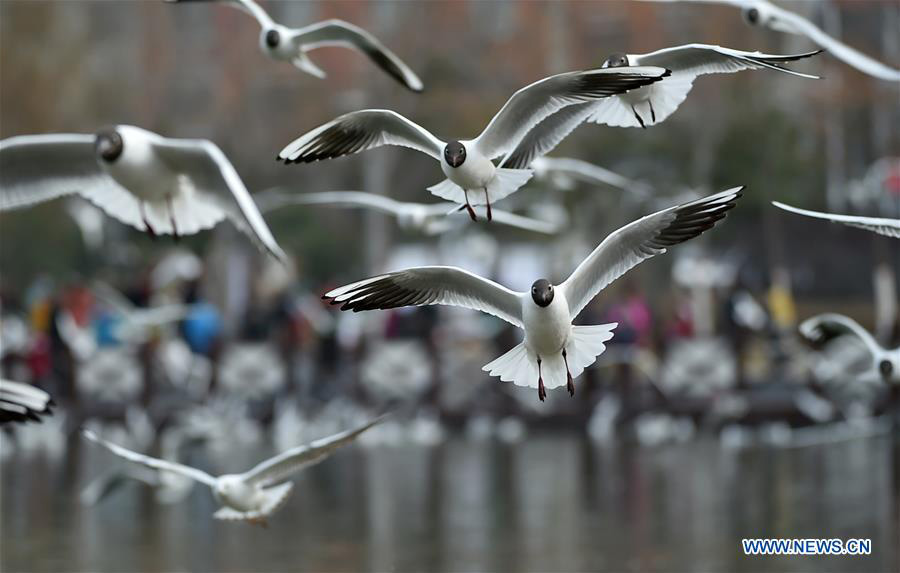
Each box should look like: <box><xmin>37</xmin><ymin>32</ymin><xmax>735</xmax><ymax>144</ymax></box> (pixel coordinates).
<box><xmin>879</xmin><ymin>359</ymin><xmax>894</xmax><ymax>381</ymax></box>
<box><xmin>94</xmin><ymin>128</ymin><xmax>123</xmax><ymax>163</ymax></box>
<box><xmin>265</xmin><ymin>29</ymin><xmax>280</xmax><ymax>48</ymax></box>
<box><xmin>443</xmin><ymin>141</ymin><xmax>466</xmax><ymax>168</ymax></box>
<box><xmin>602</xmin><ymin>52</ymin><xmax>629</xmax><ymax>69</ymax></box>
<box><xmin>530</xmin><ymin>279</ymin><xmax>554</xmax><ymax>308</ymax></box>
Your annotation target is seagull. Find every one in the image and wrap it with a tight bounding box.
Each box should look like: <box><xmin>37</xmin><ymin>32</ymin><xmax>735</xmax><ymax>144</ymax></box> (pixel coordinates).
<box><xmin>643</xmin><ymin>0</ymin><xmax>900</xmax><ymax>81</ymax></box>
<box><xmin>0</xmin><ymin>125</ymin><xmax>287</xmax><ymax>261</ymax></box>
<box><xmin>801</xmin><ymin>313</ymin><xmax>899</xmax><ymax>385</ymax></box>
<box><xmin>588</xmin><ymin>44</ymin><xmax>820</xmax><ymax>128</ymax></box>
<box><xmin>277</xmin><ymin>66</ymin><xmax>671</xmax><ymax>220</ymax></box>
<box><xmin>257</xmin><ymin>190</ymin><xmax>561</xmax><ymax>235</ymax></box>
<box><xmin>0</xmin><ymin>380</ymin><xmax>53</xmax><ymax>425</ymax></box>
<box><xmin>773</xmin><ymin>201</ymin><xmax>900</xmax><ymax>239</ymax></box>
<box><xmin>167</xmin><ymin>0</ymin><xmax>424</xmax><ymax>92</ymax></box>
<box><xmin>82</xmin><ymin>414</ymin><xmax>386</xmax><ymax>525</ymax></box>
<box><xmin>324</xmin><ymin>187</ymin><xmax>743</xmax><ymax>401</ymax></box>
<box><xmin>530</xmin><ymin>156</ymin><xmax>652</xmax><ymax>195</ymax></box>
<box><xmin>92</xmin><ymin>281</ymin><xmax>191</xmax><ymax>344</ymax></box>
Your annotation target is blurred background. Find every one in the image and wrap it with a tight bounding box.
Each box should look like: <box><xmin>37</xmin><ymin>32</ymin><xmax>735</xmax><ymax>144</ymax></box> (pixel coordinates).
<box><xmin>1</xmin><ymin>1</ymin><xmax>898</xmax><ymax>572</ymax></box>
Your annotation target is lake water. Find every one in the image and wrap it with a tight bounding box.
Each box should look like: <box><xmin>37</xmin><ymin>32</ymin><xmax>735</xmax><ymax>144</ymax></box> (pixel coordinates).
<box><xmin>2</xmin><ymin>431</ymin><xmax>898</xmax><ymax>572</ymax></box>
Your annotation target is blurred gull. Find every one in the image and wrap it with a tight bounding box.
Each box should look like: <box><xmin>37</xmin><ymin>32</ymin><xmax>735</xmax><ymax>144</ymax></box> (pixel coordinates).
<box><xmin>325</xmin><ymin>188</ymin><xmax>742</xmax><ymax>402</ymax></box>
<box><xmin>0</xmin><ymin>380</ymin><xmax>53</xmax><ymax>425</ymax></box>
<box><xmin>175</xmin><ymin>397</ymin><xmax>263</xmax><ymax>458</ymax></box>
<box><xmin>660</xmin><ymin>338</ymin><xmax>737</xmax><ymax>398</ymax></box>
<box><xmin>645</xmin><ymin>0</ymin><xmax>900</xmax><ymax>81</ymax></box>
<box><xmin>0</xmin><ymin>126</ymin><xmax>286</xmax><ymax>261</ymax></box>
<box><xmin>93</xmin><ymin>281</ymin><xmax>190</xmax><ymax>344</ymax></box>
<box><xmin>773</xmin><ymin>201</ymin><xmax>900</xmax><ymax>239</ymax></box>
<box><xmin>157</xmin><ymin>338</ymin><xmax>213</xmax><ymax>398</ymax></box>
<box><xmin>82</xmin><ymin>415</ymin><xmax>385</xmax><ymax>525</ymax></box>
<box><xmin>589</xmin><ymin>44</ymin><xmax>819</xmax><ymax>128</ymax></box>
<box><xmin>257</xmin><ymin>190</ymin><xmax>561</xmax><ymax>235</ymax></box>
<box><xmin>531</xmin><ymin>156</ymin><xmax>652</xmax><ymax>196</ymax></box>
<box><xmin>167</xmin><ymin>0</ymin><xmax>424</xmax><ymax>92</ymax></box>
<box><xmin>217</xmin><ymin>342</ymin><xmax>286</xmax><ymax>399</ymax></box>
<box><xmin>150</xmin><ymin>249</ymin><xmax>204</xmax><ymax>291</ymax></box>
<box><xmin>81</xmin><ymin>427</ymin><xmax>199</xmax><ymax>506</ymax></box>
<box><xmin>77</xmin><ymin>348</ymin><xmax>143</xmax><ymax>403</ymax></box>
<box><xmin>278</xmin><ymin>66</ymin><xmax>669</xmax><ymax>220</ymax></box>
<box><xmin>361</xmin><ymin>340</ymin><xmax>433</xmax><ymax>401</ymax></box>
<box><xmin>801</xmin><ymin>313</ymin><xmax>899</xmax><ymax>385</ymax></box>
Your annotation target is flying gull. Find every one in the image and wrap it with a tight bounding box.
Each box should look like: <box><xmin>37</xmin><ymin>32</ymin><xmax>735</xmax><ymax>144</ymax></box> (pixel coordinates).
<box><xmin>278</xmin><ymin>66</ymin><xmax>670</xmax><ymax>220</ymax></box>
<box><xmin>773</xmin><ymin>201</ymin><xmax>900</xmax><ymax>239</ymax></box>
<box><xmin>801</xmin><ymin>313</ymin><xmax>899</xmax><ymax>385</ymax></box>
<box><xmin>82</xmin><ymin>414</ymin><xmax>386</xmax><ymax>525</ymax></box>
<box><xmin>166</xmin><ymin>0</ymin><xmax>424</xmax><ymax>91</ymax></box>
<box><xmin>643</xmin><ymin>0</ymin><xmax>900</xmax><ymax>81</ymax></box>
<box><xmin>0</xmin><ymin>126</ymin><xmax>287</xmax><ymax>261</ymax></box>
<box><xmin>324</xmin><ymin>187</ymin><xmax>743</xmax><ymax>401</ymax></box>
<box><xmin>589</xmin><ymin>44</ymin><xmax>820</xmax><ymax>128</ymax></box>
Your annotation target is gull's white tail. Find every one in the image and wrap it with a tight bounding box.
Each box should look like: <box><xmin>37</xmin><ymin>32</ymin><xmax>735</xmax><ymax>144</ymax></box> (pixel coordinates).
<box><xmin>141</xmin><ymin>195</ymin><xmax>226</xmax><ymax>236</ymax></box>
<box><xmin>213</xmin><ymin>482</ymin><xmax>294</xmax><ymax>522</ymax></box>
<box><xmin>483</xmin><ymin>323</ymin><xmax>617</xmax><ymax>390</ymax></box>
<box><xmin>427</xmin><ymin>168</ymin><xmax>533</xmax><ymax>207</ymax></box>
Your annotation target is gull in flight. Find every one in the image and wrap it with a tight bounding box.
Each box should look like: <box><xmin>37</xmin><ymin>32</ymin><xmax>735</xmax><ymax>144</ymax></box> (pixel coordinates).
<box><xmin>0</xmin><ymin>126</ymin><xmax>286</xmax><ymax>261</ymax></box>
<box><xmin>530</xmin><ymin>156</ymin><xmax>652</xmax><ymax>195</ymax></box>
<box><xmin>167</xmin><ymin>0</ymin><xmax>423</xmax><ymax>92</ymax></box>
<box><xmin>278</xmin><ymin>66</ymin><xmax>670</xmax><ymax>220</ymax></box>
<box><xmin>644</xmin><ymin>0</ymin><xmax>900</xmax><ymax>81</ymax></box>
<box><xmin>801</xmin><ymin>314</ymin><xmax>899</xmax><ymax>385</ymax></box>
<box><xmin>82</xmin><ymin>415</ymin><xmax>386</xmax><ymax>525</ymax></box>
<box><xmin>257</xmin><ymin>190</ymin><xmax>561</xmax><ymax>235</ymax></box>
<box><xmin>92</xmin><ymin>281</ymin><xmax>192</xmax><ymax>344</ymax></box>
<box><xmin>0</xmin><ymin>380</ymin><xmax>53</xmax><ymax>425</ymax></box>
<box><xmin>324</xmin><ymin>187</ymin><xmax>743</xmax><ymax>401</ymax></box>
<box><xmin>588</xmin><ymin>43</ymin><xmax>820</xmax><ymax>128</ymax></box>
<box><xmin>773</xmin><ymin>201</ymin><xmax>900</xmax><ymax>239</ymax></box>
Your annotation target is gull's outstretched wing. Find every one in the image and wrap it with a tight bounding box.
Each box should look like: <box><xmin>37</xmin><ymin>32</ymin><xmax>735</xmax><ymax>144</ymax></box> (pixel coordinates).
<box><xmin>257</xmin><ymin>190</ymin><xmax>407</xmax><ymax>217</ymax></box>
<box><xmin>278</xmin><ymin>110</ymin><xmax>445</xmax><ymax>164</ymax></box>
<box><xmin>151</xmin><ymin>138</ymin><xmax>288</xmax><ymax>262</ymax></box>
<box><xmin>531</xmin><ymin>156</ymin><xmax>648</xmax><ymax>193</ymax></box>
<box><xmin>324</xmin><ymin>266</ymin><xmax>525</xmax><ymax>328</ymax></box>
<box><xmin>474</xmin><ymin>67</ymin><xmax>670</xmax><ymax>160</ymax></box>
<box><xmin>799</xmin><ymin>313</ymin><xmax>884</xmax><ymax>360</ymax></box>
<box><xmin>773</xmin><ymin>202</ymin><xmax>900</xmax><ymax>239</ymax></box>
<box><xmin>242</xmin><ymin>415</ymin><xmax>387</xmax><ymax>487</ymax></box>
<box><xmin>0</xmin><ymin>134</ymin><xmax>145</xmax><ymax>229</ymax></box>
<box><xmin>561</xmin><ymin>187</ymin><xmax>743</xmax><ymax>319</ymax></box>
<box><xmin>82</xmin><ymin>429</ymin><xmax>218</xmax><ymax>488</ymax></box>
<box><xmin>0</xmin><ymin>380</ymin><xmax>53</xmax><ymax>425</ymax></box>
<box><xmin>634</xmin><ymin>44</ymin><xmax>820</xmax><ymax>79</ymax></box>
<box><xmin>289</xmin><ymin>19</ymin><xmax>423</xmax><ymax>92</ymax></box>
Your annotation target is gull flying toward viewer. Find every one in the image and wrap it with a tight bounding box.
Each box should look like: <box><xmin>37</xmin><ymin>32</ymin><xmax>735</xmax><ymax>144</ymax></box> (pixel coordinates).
<box><xmin>773</xmin><ymin>202</ymin><xmax>900</xmax><ymax>239</ymax></box>
<box><xmin>167</xmin><ymin>0</ymin><xmax>423</xmax><ymax>92</ymax></box>
<box><xmin>801</xmin><ymin>314</ymin><xmax>899</xmax><ymax>385</ymax></box>
<box><xmin>0</xmin><ymin>380</ymin><xmax>53</xmax><ymax>425</ymax></box>
<box><xmin>82</xmin><ymin>414</ymin><xmax>386</xmax><ymax>525</ymax></box>
<box><xmin>0</xmin><ymin>126</ymin><xmax>286</xmax><ymax>261</ymax></box>
<box><xmin>589</xmin><ymin>43</ymin><xmax>820</xmax><ymax>128</ymax></box>
<box><xmin>278</xmin><ymin>66</ymin><xmax>670</xmax><ymax>220</ymax></box>
<box><xmin>257</xmin><ymin>190</ymin><xmax>561</xmax><ymax>235</ymax></box>
<box><xmin>324</xmin><ymin>187</ymin><xmax>743</xmax><ymax>401</ymax></box>
<box><xmin>643</xmin><ymin>0</ymin><xmax>900</xmax><ymax>81</ymax></box>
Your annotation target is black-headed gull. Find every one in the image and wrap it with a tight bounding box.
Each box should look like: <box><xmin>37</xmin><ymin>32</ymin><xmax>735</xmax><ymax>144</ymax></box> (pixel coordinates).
<box><xmin>82</xmin><ymin>414</ymin><xmax>385</xmax><ymax>525</ymax></box>
<box><xmin>257</xmin><ymin>190</ymin><xmax>561</xmax><ymax>235</ymax></box>
<box><xmin>645</xmin><ymin>0</ymin><xmax>900</xmax><ymax>81</ymax></box>
<box><xmin>0</xmin><ymin>125</ymin><xmax>286</xmax><ymax>261</ymax></box>
<box><xmin>167</xmin><ymin>0</ymin><xmax>423</xmax><ymax>91</ymax></box>
<box><xmin>801</xmin><ymin>314</ymin><xmax>899</xmax><ymax>385</ymax></box>
<box><xmin>0</xmin><ymin>380</ymin><xmax>53</xmax><ymax>425</ymax></box>
<box><xmin>324</xmin><ymin>187</ymin><xmax>743</xmax><ymax>402</ymax></box>
<box><xmin>773</xmin><ymin>201</ymin><xmax>900</xmax><ymax>239</ymax></box>
<box><xmin>589</xmin><ymin>44</ymin><xmax>820</xmax><ymax>128</ymax></box>
<box><xmin>278</xmin><ymin>66</ymin><xmax>670</xmax><ymax>220</ymax></box>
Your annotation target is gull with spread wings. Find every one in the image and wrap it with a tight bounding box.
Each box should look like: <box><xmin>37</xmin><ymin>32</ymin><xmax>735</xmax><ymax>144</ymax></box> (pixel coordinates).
<box><xmin>325</xmin><ymin>187</ymin><xmax>743</xmax><ymax>401</ymax></box>
<box><xmin>167</xmin><ymin>0</ymin><xmax>424</xmax><ymax>91</ymax></box>
<box><xmin>801</xmin><ymin>314</ymin><xmax>899</xmax><ymax>385</ymax></box>
<box><xmin>588</xmin><ymin>43</ymin><xmax>820</xmax><ymax>128</ymax></box>
<box><xmin>0</xmin><ymin>126</ymin><xmax>286</xmax><ymax>262</ymax></box>
<box><xmin>278</xmin><ymin>66</ymin><xmax>670</xmax><ymax>221</ymax></box>
<box><xmin>82</xmin><ymin>414</ymin><xmax>386</xmax><ymax>525</ymax></box>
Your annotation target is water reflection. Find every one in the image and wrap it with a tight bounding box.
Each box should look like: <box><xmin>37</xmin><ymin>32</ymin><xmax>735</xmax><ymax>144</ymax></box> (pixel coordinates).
<box><xmin>2</xmin><ymin>432</ymin><xmax>898</xmax><ymax>572</ymax></box>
